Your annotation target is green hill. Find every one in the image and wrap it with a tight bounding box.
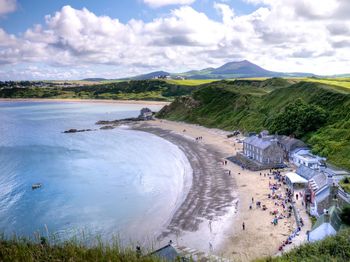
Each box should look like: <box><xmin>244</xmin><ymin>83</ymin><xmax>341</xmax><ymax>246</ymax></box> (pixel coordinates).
<box><xmin>157</xmin><ymin>79</ymin><xmax>350</xmax><ymax>170</ymax></box>
<box><xmin>0</xmin><ymin>80</ymin><xmax>197</xmax><ymax>101</ymax></box>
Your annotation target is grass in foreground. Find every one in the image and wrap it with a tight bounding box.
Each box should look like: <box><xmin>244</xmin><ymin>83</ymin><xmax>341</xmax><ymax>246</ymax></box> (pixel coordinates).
<box><xmin>0</xmin><ymin>236</ymin><xmax>161</xmax><ymax>262</ymax></box>
<box><xmin>257</xmin><ymin>228</ymin><xmax>350</xmax><ymax>262</ymax></box>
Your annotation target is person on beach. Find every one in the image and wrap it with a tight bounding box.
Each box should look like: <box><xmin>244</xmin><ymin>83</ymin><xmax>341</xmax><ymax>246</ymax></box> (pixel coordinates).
<box><xmin>228</xmin><ymin>170</ymin><xmax>231</xmax><ymax>176</ymax></box>
<box><xmin>252</xmin><ymin>197</ymin><xmax>254</xmax><ymax>203</ymax></box>
<box><xmin>242</xmin><ymin>222</ymin><xmax>245</xmax><ymax>230</ymax></box>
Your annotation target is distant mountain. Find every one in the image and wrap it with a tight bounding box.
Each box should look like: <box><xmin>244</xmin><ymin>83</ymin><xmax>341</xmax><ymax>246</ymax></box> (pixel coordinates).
<box><xmin>211</xmin><ymin>60</ymin><xmax>274</xmax><ymax>76</ymax></box>
<box><xmin>124</xmin><ymin>60</ymin><xmax>315</xmax><ymax>80</ymax></box>
<box><xmin>130</xmin><ymin>71</ymin><xmax>170</xmax><ymax>80</ymax></box>
<box><xmin>82</xmin><ymin>78</ymin><xmax>107</xmax><ymax>81</ymax></box>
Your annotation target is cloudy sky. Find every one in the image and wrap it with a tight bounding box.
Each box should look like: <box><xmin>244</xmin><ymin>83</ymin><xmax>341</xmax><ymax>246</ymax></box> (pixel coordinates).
<box><xmin>0</xmin><ymin>0</ymin><xmax>349</xmax><ymax>80</ymax></box>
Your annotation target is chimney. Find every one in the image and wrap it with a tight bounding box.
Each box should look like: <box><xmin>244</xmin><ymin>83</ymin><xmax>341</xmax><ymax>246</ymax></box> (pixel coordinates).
<box><xmin>324</xmin><ymin>209</ymin><xmax>330</xmax><ymax>223</ymax></box>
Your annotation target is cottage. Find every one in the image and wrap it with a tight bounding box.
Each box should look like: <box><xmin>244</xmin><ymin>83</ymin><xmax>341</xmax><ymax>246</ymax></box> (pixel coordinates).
<box><xmin>291</xmin><ymin>148</ymin><xmax>325</xmax><ymax>170</ymax></box>
<box><xmin>277</xmin><ymin>136</ymin><xmax>306</xmax><ymax>161</ymax></box>
<box><xmin>308</xmin><ymin>206</ymin><xmax>343</xmax><ymax>242</ymax></box>
<box><xmin>149</xmin><ymin>244</ymin><xmax>189</xmax><ymax>261</ymax></box>
<box><xmin>306</xmin><ymin>172</ymin><xmax>329</xmax><ymax>216</ymax></box>
<box><xmin>243</xmin><ymin>135</ymin><xmax>284</xmax><ymax>166</ymax></box>
<box><xmin>138</xmin><ymin>108</ymin><xmax>153</xmax><ymax>120</ymax></box>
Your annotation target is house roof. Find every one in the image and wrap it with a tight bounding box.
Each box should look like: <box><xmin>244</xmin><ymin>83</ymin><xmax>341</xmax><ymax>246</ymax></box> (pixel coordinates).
<box><xmin>311</xmin><ymin>206</ymin><xmax>343</xmax><ymax>232</ymax></box>
<box><xmin>309</xmin><ymin>173</ymin><xmax>328</xmax><ymax>193</ymax></box>
<box><xmin>244</xmin><ymin>135</ymin><xmax>277</xmax><ymax>150</ymax></box>
<box><xmin>324</xmin><ymin>165</ymin><xmax>350</xmax><ymax>176</ymax></box>
<box><xmin>149</xmin><ymin>244</ymin><xmax>186</xmax><ymax>261</ymax></box>
<box><xmin>277</xmin><ymin>136</ymin><xmax>306</xmax><ymax>152</ymax></box>
<box><xmin>286</xmin><ymin>172</ymin><xmax>308</xmax><ymax>184</ymax></box>
<box><xmin>297</xmin><ymin>165</ymin><xmax>321</xmax><ymax>180</ymax></box>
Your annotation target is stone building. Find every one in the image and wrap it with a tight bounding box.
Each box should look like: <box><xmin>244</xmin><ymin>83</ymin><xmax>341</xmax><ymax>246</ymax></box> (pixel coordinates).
<box><xmin>243</xmin><ymin>135</ymin><xmax>284</xmax><ymax>166</ymax></box>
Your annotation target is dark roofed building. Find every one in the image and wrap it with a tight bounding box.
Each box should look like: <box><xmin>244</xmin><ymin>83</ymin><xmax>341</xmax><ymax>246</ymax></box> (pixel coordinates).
<box><xmin>277</xmin><ymin>136</ymin><xmax>306</xmax><ymax>160</ymax></box>
<box><xmin>138</xmin><ymin>107</ymin><xmax>153</xmax><ymax>120</ymax></box>
<box><xmin>243</xmin><ymin>135</ymin><xmax>284</xmax><ymax>166</ymax></box>
<box><xmin>296</xmin><ymin>165</ymin><xmax>321</xmax><ymax>180</ymax></box>
<box><xmin>150</xmin><ymin>244</ymin><xmax>189</xmax><ymax>261</ymax></box>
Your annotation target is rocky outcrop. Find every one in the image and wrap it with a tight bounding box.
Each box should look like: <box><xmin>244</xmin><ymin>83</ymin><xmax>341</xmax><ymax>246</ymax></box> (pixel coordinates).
<box><xmin>63</xmin><ymin>128</ymin><xmax>95</xmax><ymax>133</ymax></box>
<box><xmin>100</xmin><ymin>125</ymin><xmax>115</xmax><ymax>130</ymax></box>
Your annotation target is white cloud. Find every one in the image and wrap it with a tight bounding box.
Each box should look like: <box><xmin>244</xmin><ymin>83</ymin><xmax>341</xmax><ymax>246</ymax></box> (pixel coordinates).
<box><xmin>143</xmin><ymin>0</ymin><xmax>196</xmax><ymax>8</ymax></box>
<box><xmin>0</xmin><ymin>1</ymin><xmax>350</xmax><ymax>79</ymax></box>
<box><xmin>0</xmin><ymin>0</ymin><xmax>16</xmax><ymax>16</ymax></box>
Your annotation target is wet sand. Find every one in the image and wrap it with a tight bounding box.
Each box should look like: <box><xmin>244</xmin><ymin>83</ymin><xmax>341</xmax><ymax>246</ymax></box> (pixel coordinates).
<box><xmin>132</xmin><ymin>123</ymin><xmax>237</xmax><ymax>253</ymax></box>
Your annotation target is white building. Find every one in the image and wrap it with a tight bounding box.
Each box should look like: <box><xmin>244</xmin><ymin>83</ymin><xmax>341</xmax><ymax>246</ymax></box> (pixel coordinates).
<box><xmin>291</xmin><ymin>148</ymin><xmax>326</xmax><ymax>170</ymax></box>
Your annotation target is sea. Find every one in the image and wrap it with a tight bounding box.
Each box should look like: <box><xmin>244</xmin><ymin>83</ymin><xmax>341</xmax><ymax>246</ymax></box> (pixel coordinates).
<box><xmin>0</xmin><ymin>101</ymin><xmax>192</xmax><ymax>245</ymax></box>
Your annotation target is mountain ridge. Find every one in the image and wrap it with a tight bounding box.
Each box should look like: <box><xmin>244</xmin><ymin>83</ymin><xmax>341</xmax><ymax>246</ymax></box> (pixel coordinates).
<box><xmin>119</xmin><ymin>60</ymin><xmax>316</xmax><ymax>80</ymax></box>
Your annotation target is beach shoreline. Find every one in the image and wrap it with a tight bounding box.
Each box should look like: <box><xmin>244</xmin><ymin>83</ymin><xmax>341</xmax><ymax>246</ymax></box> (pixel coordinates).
<box><xmin>0</xmin><ymin>98</ymin><xmax>170</xmax><ymax>106</ymax></box>
<box><xmin>131</xmin><ymin>123</ymin><xmax>237</xmax><ymax>254</ymax></box>
<box><xmin>132</xmin><ymin>119</ymin><xmax>311</xmax><ymax>261</ymax></box>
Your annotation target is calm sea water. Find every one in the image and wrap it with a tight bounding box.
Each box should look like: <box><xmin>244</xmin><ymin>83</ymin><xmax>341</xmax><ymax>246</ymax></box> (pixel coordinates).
<box><xmin>0</xmin><ymin>101</ymin><xmax>191</xmax><ymax>244</ymax></box>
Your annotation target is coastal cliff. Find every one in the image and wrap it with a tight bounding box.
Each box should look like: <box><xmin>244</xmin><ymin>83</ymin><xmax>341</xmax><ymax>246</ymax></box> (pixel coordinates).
<box><xmin>157</xmin><ymin>79</ymin><xmax>350</xmax><ymax>170</ymax></box>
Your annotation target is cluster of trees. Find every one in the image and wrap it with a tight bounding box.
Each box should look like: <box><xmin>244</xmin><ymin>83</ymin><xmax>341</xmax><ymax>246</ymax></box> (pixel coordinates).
<box><xmin>269</xmin><ymin>98</ymin><xmax>328</xmax><ymax>138</ymax></box>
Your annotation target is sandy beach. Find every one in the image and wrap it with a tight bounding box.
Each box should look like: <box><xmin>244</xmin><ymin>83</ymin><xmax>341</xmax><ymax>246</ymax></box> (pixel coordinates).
<box><xmin>0</xmin><ymin>98</ymin><xmax>170</xmax><ymax>106</ymax></box>
<box><xmin>133</xmin><ymin>119</ymin><xmax>311</xmax><ymax>261</ymax></box>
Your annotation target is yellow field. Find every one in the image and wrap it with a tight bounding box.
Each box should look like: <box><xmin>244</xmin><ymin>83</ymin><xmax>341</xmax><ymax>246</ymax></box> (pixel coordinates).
<box><xmin>165</xmin><ymin>79</ymin><xmax>219</xmax><ymax>86</ymax></box>
<box><xmin>298</xmin><ymin>78</ymin><xmax>350</xmax><ymax>89</ymax></box>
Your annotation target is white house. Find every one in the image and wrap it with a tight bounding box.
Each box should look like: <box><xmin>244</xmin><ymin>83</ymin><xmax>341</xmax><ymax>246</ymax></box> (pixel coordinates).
<box><xmin>308</xmin><ymin>206</ymin><xmax>342</xmax><ymax>242</ymax></box>
<box><xmin>291</xmin><ymin>148</ymin><xmax>326</xmax><ymax>170</ymax></box>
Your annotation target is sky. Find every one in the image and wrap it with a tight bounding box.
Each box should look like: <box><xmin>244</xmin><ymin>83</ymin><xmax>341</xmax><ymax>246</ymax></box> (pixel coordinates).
<box><xmin>0</xmin><ymin>0</ymin><xmax>349</xmax><ymax>80</ymax></box>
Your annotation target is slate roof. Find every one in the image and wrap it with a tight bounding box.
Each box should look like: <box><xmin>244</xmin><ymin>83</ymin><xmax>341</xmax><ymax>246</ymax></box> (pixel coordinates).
<box><xmin>309</xmin><ymin>173</ymin><xmax>328</xmax><ymax>193</ymax></box>
<box><xmin>324</xmin><ymin>165</ymin><xmax>350</xmax><ymax>176</ymax></box>
<box><xmin>244</xmin><ymin>135</ymin><xmax>277</xmax><ymax>150</ymax></box>
<box><xmin>311</xmin><ymin>206</ymin><xmax>343</xmax><ymax>232</ymax></box>
<box><xmin>277</xmin><ymin>136</ymin><xmax>306</xmax><ymax>152</ymax></box>
<box><xmin>150</xmin><ymin>244</ymin><xmax>188</xmax><ymax>261</ymax></box>
<box><xmin>297</xmin><ymin>165</ymin><xmax>321</xmax><ymax>180</ymax></box>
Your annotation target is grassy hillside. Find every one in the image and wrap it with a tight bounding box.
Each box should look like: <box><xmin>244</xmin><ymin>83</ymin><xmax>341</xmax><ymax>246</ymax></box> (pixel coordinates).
<box><xmin>258</xmin><ymin>229</ymin><xmax>350</xmax><ymax>262</ymax></box>
<box><xmin>0</xmin><ymin>237</ymin><xmax>160</xmax><ymax>262</ymax></box>
<box><xmin>0</xmin><ymin>80</ymin><xmax>196</xmax><ymax>101</ymax></box>
<box><xmin>158</xmin><ymin>79</ymin><xmax>350</xmax><ymax>169</ymax></box>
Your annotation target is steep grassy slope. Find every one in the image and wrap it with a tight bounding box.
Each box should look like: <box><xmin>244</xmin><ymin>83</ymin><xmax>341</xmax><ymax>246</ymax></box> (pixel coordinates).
<box><xmin>0</xmin><ymin>80</ymin><xmax>197</xmax><ymax>101</ymax></box>
<box><xmin>158</xmin><ymin>79</ymin><xmax>350</xmax><ymax>169</ymax></box>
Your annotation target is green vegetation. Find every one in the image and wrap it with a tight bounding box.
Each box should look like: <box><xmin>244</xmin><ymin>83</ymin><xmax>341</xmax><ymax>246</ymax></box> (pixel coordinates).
<box><xmin>0</xmin><ymin>237</ymin><xmax>160</xmax><ymax>262</ymax></box>
<box><xmin>269</xmin><ymin>98</ymin><xmax>328</xmax><ymax>138</ymax></box>
<box><xmin>258</xmin><ymin>229</ymin><xmax>350</xmax><ymax>262</ymax></box>
<box><xmin>0</xmin><ymin>80</ymin><xmax>197</xmax><ymax>101</ymax></box>
<box><xmin>339</xmin><ymin>177</ymin><xmax>350</xmax><ymax>194</ymax></box>
<box><xmin>340</xmin><ymin>205</ymin><xmax>350</xmax><ymax>226</ymax></box>
<box><xmin>158</xmin><ymin>79</ymin><xmax>350</xmax><ymax>169</ymax></box>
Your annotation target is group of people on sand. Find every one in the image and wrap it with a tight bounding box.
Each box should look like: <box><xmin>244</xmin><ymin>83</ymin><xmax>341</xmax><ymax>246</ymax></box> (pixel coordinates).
<box><xmin>195</xmin><ymin>136</ymin><xmax>203</xmax><ymax>141</ymax></box>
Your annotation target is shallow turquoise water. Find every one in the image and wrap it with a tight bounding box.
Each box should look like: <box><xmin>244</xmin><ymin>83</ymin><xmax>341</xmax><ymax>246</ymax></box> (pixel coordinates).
<box><xmin>0</xmin><ymin>101</ymin><xmax>191</xmax><ymax>244</ymax></box>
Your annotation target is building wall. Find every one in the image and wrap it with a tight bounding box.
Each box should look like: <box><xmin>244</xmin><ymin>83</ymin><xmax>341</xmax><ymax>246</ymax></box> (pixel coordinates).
<box><xmin>263</xmin><ymin>143</ymin><xmax>284</xmax><ymax>164</ymax></box>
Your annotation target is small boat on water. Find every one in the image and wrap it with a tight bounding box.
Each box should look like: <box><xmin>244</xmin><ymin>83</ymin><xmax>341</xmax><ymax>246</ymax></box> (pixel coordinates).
<box><xmin>32</xmin><ymin>183</ymin><xmax>42</xmax><ymax>190</ymax></box>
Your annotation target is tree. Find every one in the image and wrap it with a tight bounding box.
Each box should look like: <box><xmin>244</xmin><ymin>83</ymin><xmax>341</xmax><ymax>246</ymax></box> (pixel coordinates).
<box><xmin>269</xmin><ymin>98</ymin><xmax>328</xmax><ymax>138</ymax></box>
